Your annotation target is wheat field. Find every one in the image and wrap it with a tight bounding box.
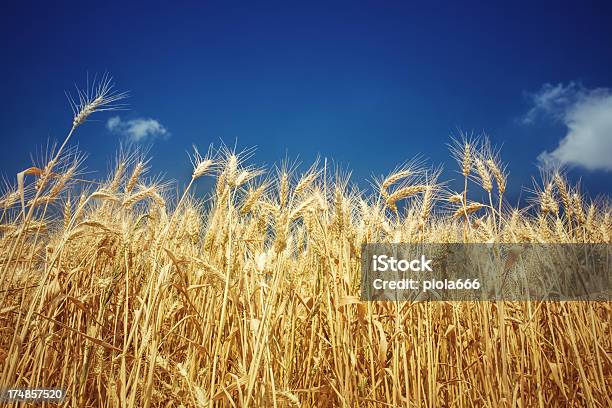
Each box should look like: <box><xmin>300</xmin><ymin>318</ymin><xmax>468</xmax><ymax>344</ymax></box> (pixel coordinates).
<box><xmin>0</xmin><ymin>78</ymin><xmax>610</xmax><ymax>407</ymax></box>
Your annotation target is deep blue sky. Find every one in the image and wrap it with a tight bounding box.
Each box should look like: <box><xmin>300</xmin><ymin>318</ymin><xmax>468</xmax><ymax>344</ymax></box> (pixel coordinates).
<box><xmin>1</xmin><ymin>1</ymin><xmax>611</xmax><ymax>201</ymax></box>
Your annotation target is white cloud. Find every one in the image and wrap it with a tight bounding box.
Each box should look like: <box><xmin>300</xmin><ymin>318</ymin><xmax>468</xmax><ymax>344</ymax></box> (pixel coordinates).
<box><xmin>107</xmin><ymin>116</ymin><xmax>170</xmax><ymax>143</ymax></box>
<box><xmin>523</xmin><ymin>82</ymin><xmax>612</xmax><ymax>171</ymax></box>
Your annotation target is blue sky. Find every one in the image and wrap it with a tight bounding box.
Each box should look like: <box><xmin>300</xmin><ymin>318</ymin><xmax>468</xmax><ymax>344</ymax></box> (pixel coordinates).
<box><xmin>1</xmin><ymin>1</ymin><xmax>611</xmax><ymax>201</ymax></box>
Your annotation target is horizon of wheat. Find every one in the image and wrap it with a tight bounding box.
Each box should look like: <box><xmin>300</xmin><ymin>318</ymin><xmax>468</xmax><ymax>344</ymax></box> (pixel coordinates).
<box><xmin>0</xmin><ymin>78</ymin><xmax>610</xmax><ymax>407</ymax></box>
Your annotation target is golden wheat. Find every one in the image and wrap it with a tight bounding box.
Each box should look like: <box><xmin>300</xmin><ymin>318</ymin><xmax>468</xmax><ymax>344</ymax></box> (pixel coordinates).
<box><xmin>0</xmin><ymin>81</ymin><xmax>610</xmax><ymax>407</ymax></box>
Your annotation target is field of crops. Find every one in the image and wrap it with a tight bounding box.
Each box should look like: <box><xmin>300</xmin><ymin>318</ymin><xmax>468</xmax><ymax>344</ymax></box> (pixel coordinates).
<box><xmin>1</xmin><ymin>79</ymin><xmax>610</xmax><ymax>406</ymax></box>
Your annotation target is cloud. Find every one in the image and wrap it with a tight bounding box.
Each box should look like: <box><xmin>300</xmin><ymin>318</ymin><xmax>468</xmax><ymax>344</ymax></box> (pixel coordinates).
<box><xmin>523</xmin><ymin>82</ymin><xmax>612</xmax><ymax>171</ymax></box>
<box><xmin>107</xmin><ymin>116</ymin><xmax>170</xmax><ymax>143</ymax></box>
